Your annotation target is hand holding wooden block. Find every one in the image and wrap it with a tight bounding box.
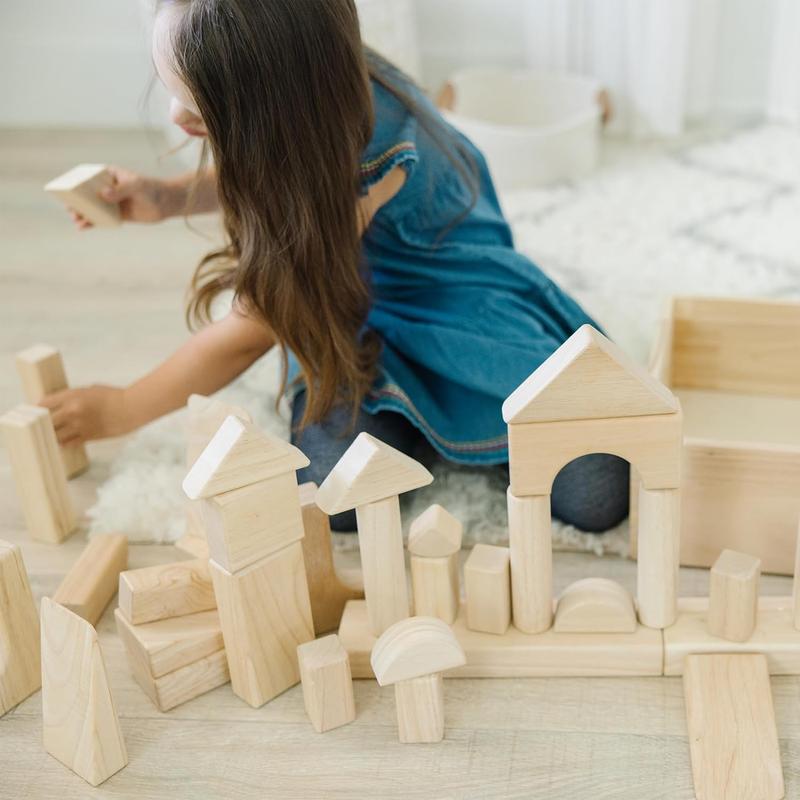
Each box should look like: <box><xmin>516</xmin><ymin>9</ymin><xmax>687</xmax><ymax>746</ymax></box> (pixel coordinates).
<box><xmin>298</xmin><ymin>634</ymin><xmax>356</xmax><ymax>733</ymax></box>
<box><xmin>708</xmin><ymin>549</ymin><xmax>760</xmax><ymax>642</ymax></box>
<box><xmin>464</xmin><ymin>544</ymin><xmax>511</xmax><ymax>635</ymax></box>
<box><xmin>44</xmin><ymin>164</ymin><xmax>121</xmax><ymax>227</ymax></box>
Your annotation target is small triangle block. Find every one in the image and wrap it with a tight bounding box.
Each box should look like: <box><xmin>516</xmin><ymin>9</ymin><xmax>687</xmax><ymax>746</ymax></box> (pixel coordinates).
<box><xmin>183</xmin><ymin>416</ymin><xmax>309</xmax><ymax>500</ymax></box>
<box><xmin>502</xmin><ymin>324</ymin><xmax>679</xmax><ymax>424</ymax></box>
<box><xmin>407</xmin><ymin>504</ymin><xmax>462</xmax><ymax>557</ymax></box>
<box><xmin>315</xmin><ymin>432</ymin><xmax>433</xmax><ymax>515</ymax></box>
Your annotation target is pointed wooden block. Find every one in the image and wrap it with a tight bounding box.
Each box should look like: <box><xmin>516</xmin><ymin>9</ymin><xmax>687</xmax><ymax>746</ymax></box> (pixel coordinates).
<box><xmin>297</xmin><ymin>634</ymin><xmax>356</xmax><ymax>733</ymax></box>
<box><xmin>183</xmin><ymin>415</ymin><xmax>309</xmax><ymax>500</ymax></box>
<box><xmin>410</xmin><ymin>553</ymin><xmax>459</xmax><ymax>624</ymax></box>
<box><xmin>683</xmin><ymin>654</ymin><xmax>784</xmax><ymax>800</ymax></box>
<box><xmin>315</xmin><ymin>432</ymin><xmax>433</xmax><ymax>515</ymax></box>
<box><xmin>16</xmin><ymin>343</ymin><xmax>89</xmax><ymax>478</ymax></box>
<box><xmin>464</xmin><ymin>544</ymin><xmax>511</xmax><ymax>635</ymax></box>
<box><xmin>44</xmin><ymin>164</ymin><xmax>121</xmax><ymax>227</ymax></box>
<box><xmin>53</xmin><ymin>534</ymin><xmax>128</xmax><ymax>625</ymax></box>
<box><xmin>407</xmin><ymin>504</ymin><xmax>462</xmax><ymax>557</ymax></box>
<box><xmin>185</xmin><ymin>394</ymin><xmax>252</xmax><ymax>468</ymax></box>
<box><xmin>40</xmin><ymin>598</ymin><xmax>127</xmax><ymax>787</ymax></box>
<box><xmin>0</xmin><ymin>404</ymin><xmax>76</xmax><ymax>543</ymax></box>
<box><xmin>554</xmin><ymin>578</ymin><xmax>636</xmax><ymax>633</ymax></box>
<box><xmin>0</xmin><ymin>540</ymin><xmax>41</xmax><ymax>716</ymax></box>
<box><xmin>502</xmin><ymin>323</ymin><xmax>679</xmax><ymax>424</ymax></box>
<box><xmin>708</xmin><ymin>549</ymin><xmax>760</xmax><ymax>642</ymax></box>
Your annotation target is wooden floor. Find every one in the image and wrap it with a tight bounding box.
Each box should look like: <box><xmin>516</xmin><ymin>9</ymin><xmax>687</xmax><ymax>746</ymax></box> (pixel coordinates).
<box><xmin>2</xmin><ymin>129</ymin><xmax>799</xmax><ymax>799</ymax></box>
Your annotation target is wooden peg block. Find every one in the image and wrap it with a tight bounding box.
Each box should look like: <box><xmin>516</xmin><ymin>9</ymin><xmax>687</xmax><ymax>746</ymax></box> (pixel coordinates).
<box><xmin>200</xmin><ymin>472</ymin><xmax>305</xmax><ymax>573</ymax></box>
<box><xmin>407</xmin><ymin>504</ymin><xmax>462</xmax><ymax>557</ymax></box>
<box><xmin>0</xmin><ymin>404</ymin><xmax>76</xmax><ymax>543</ymax></box>
<box><xmin>41</xmin><ymin>598</ymin><xmax>127</xmax><ymax>787</ymax></box>
<box><xmin>410</xmin><ymin>552</ymin><xmax>459</xmax><ymax>624</ymax></box>
<box><xmin>554</xmin><ymin>578</ymin><xmax>636</xmax><ymax>633</ymax></box>
<box><xmin>394</xmin><ymin>673</ymin><xmax>444</xmax><ymax>743</ymax></box>
<box><xmin>0</xmin><ymin>540</ymin><xmax>41</xmax><ymax>716</ymax></box>
<box><xmin>297</xmin><ymin>634</ymin><xmax>356</xmax><ymax>733</ymax></box>
<box><xmin>210</xmin><ymin>541</ymin><xmax>314</xmax><ymax>707</ymax></box>
<box><xmin>118</xmin><ymin>559</ymin><xmax>216</xmax><ymax>625</ymax></box>
<box><xmin>464</xmin><ymin>544</ymin><xmax>510</xmax><ymax>635</ymax></box>
<box><xmin>708</xmin><ymin>549</ymin><xmax>760</xmax><ymax>642</ymax></box>
<box><xmin>53</xmin><ymin>534</ymin><xmax>128</xmax><ymax>625</ymax></box>
<box><xmin>683</xmin><ymin>653</ymin><xmax>784</xmax><ymax>800</ymax></box>
<box><xmin>15</xmin><ymin>344</ymin><xmax>89</xmax><ymax>478</ymax></box>
<box><xmin>44</xmin><ymin>164</ymin><xmax>121</xmax><ymax>227</ymax></box>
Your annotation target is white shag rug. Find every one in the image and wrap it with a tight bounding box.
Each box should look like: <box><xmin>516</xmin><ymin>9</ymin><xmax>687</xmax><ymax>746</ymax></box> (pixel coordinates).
<box><xmin>88</xmin><ymin>124</ymin><xmax>800</xmax><ymax>554</ymax></box>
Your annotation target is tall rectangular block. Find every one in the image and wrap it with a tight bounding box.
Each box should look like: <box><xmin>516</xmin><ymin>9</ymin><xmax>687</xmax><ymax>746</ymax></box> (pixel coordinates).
<box><xmin>464</xmin><ymin>544</ymin><xmax>511</xmax><ymax>635</ymax></box>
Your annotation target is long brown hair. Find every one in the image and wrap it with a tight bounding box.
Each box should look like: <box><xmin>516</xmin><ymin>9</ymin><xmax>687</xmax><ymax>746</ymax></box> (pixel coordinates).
<box><xmin>161</xmin><ymin>0</ymin><xmax>477</xmax><ymax>429</ymax></box>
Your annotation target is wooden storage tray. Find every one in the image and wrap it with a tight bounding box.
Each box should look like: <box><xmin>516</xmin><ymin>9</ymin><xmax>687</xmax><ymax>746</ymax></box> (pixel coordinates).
<box><xmin>630</xmin><ymin>296</ymin><xmax>800</xmax><ymax>574</ymax></box>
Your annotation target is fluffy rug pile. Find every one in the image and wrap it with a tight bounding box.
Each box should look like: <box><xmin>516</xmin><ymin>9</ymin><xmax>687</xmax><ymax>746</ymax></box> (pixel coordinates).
<box><xmin>88</xmin><ymin>124</ymin><xmax>800</xmax><ymax>553</ymax></box>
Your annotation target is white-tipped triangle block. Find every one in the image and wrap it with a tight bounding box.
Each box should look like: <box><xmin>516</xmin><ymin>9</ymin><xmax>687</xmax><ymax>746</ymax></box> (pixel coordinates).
<box><xmin>183</xmin><ymin>416</ymin><xmax>309</xmax><ymax>500</ymax></box>
<box><xmin>315</xmin><ymin>432</ymin><xmax>433</xmax><ymax>515</ymax></box>
<box><xmin>502</xmin><ymin>324</ymin><xmax>679</xmax><ymax>424</ymax></box>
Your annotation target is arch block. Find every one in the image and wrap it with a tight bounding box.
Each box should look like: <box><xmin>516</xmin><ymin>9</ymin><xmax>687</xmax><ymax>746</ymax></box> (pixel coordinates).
<box><xmin>554</xmin><ymin>578</ymin><xmax>637</xmax><ymax>633</ymax></box>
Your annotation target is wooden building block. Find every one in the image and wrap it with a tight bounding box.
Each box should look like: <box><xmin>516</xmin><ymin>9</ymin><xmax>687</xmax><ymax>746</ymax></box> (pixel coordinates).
<box><xmin>118</xmin><ymin>558</ymin><xmax>215</xmax><ymax>625</ymax></box>
<box><xmin>200</xmin><ymin>471</ymin><xmax>305</xmax><ymax>573</ymax></box>
<box><xmin>794</xmin><ymin>520</ymin><xmax>800</xmax><ymax>631</ymax></box>
<box><xmin>299</xmin><ymin>483</ymin><xmax>363</xmax><ymax>635</ymax></box>
<box><xmin>708</xmin><ymin>549</ymin><xmax>760</xmax><ymax>642</ymax></box>
<box><xmin>183</xmin><ymin>415</ymin><xmax>309</xmax><ymax>500</ymax></box>
<box><xmin>297</xmin><ymin>634</ymin><xmax>356</xmax><ymax>733</ymax></box>
<box><xmin>407</xmin><ymin>504</ymin><xmax>462</xmax><ymax>557</ymax></box>
<box><xmin>507</xmin><ymin>490</ymin><xmax>552</xmax><ymax>634</ymax></box>
<box><xmin>44</xmin><ymin>164</ymin><xmax>121</xmax><ymax>227</ymax></box>
<box><xmin>410</xmin><ymin>552</ymin><xmax>459</xmax><ymax>624</ymax></box>
<box><xmin>185</xmin><ymin>394</ymin><xmax>252</xmax><ymax>468</ymax></box>
<box><xmin>340</xmin><ymin>600</ymin><xmax>664</xmax><ymax>678</ymax></box>
<box><xmin>554</xmin><ymin>578</ymin><xmax>636</xmax><ymax>633</ymax></box>
<box><xmin>175</xmin><ymin>528</ymin><xmax>209</xmax><ymax>560</ymax></box>
<box><xmin>394</xmin><ymin>673</ymin><xmax>445</xmax><ymax>743</ymax></box>
<box><xmin>507</xmin><ymin>410</ymin><xmax>682</xmax><ymax>497</ymax></box>
<box><xmin>0</xmin><ymin>404</ymin><xmax>76</xmax><ymax>543</ymax></box>
<box><xmin>683</xmin><ymin>653</ymin><xmax>784</xmax><ymax>800</ymax></box>
<box><xmin>40</xmin><ymin>598</ymin><xmax>127</xmax><ymax>787</ymax></box>
<box><xmin>464</xmin><ymin>544</ymin><xmax>510</xmax><ymax>635</ymax></box>
<box><xmin>114</xmin><ymin>608</ymin><xmax>223</xmax><ymax>679</ymax></box>
<box><xmin>210</xmin><ymin>541</ymin><xmax>314</xmax><ymax>707</ymax></box>
<box><xmin>0</xmin><ymin>540</ymin><xmax>41</xmax><ymax>716</ymax></box>
<box><xmin>16</xmin><ymin>343</ymin><xmax>89</xmax><ymax>478</ymax></box>
<box><xmin>53</xmin><ymin>534</ymin><xmax>128</xmax><ymax>625</ymax></box>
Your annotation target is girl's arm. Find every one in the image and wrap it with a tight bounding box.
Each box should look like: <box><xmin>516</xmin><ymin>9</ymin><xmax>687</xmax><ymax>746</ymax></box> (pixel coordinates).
<box><xmin>41</xmin><ymin>310</ymin><xmax>274</xmax><ymax>446</ymax></box>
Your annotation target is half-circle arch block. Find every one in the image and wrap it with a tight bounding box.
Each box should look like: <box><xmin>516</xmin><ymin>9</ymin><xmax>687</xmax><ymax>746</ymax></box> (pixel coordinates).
<box><xmin>407</xmin><ymin>504</ymin><xmax>462</xmax><ymax>557</ymax></box>
<box><xmin>554</xmin><ymin>578</ymin><xmax>637</xmax><ymax>633</ymax></box>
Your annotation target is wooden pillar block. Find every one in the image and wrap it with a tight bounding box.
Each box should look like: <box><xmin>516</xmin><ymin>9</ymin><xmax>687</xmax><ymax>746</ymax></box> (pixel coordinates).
<box><xmin>636</xmin><ymin>485</ymin><xmax>680</xmax><ymax>629</ymax></box>
<box><xmin>464</xmin><ymin>544</ymin><xmax>511</xmax><ymax>635</ymax></box>
<box><xmin>410</xmin><ymin>553</ymin><xmax>459</xmax><ymax>624</ymax></box>
<box><xmin>0</xmin><ymin>540</ymin><xmax>41</xmax><ymax>716</ymax></box>
<box><xmin>507</xmin><ymin>489</ymin><xmax>552</xmax><ymax>634</ymax></box>
<box><xmin>210</xmin><ymin>541</ymin><xmax>314</xmax><ymax>707</ymax></box>
<box><xmin>53</xmin><ymin>534</ymin><xmax>128</xmax><ymax>625</ymax></box>
<box><xmin>0</xmin><ymin>404</ymin><xmax>76</xmax><ymax>544</ymax></box>
<box><xmin>683</xmin><ymin>654</ymin><xmax>784</xmax><ymax>800</ymax></box>
<box><xmin>394</xmin><ymin>673</ymin><xmax>444</xmax><ymax>743</ymax></box>
<box><xmin>41</xmin><ymin>598</ymin><xmax>127</xmax><ymax>787</ymax></box>
<box><xmin>708</xmin><ymin>549</ymin><xmax>760</xmax><ymax>642</ymax></box>
<box><xmin>118</xmin><ymin>559</ymin><xmax>216</xmax><ymax>625</ymax></box>
<box><xmin>297</xmin><ymin>634</ymin><xmax>356</xmax><ymax>733</ymax></box>
<box><xmin>44</xmin><ymin>164</ymin><xmax>121</xmax><ymax>227</ymax></box>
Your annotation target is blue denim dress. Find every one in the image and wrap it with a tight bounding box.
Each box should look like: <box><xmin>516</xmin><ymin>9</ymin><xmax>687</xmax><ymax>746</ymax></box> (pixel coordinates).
<box><xmin>291</xmin><ymin>74</ymin><xmax>599</xmax><ymax>466</ymax></box>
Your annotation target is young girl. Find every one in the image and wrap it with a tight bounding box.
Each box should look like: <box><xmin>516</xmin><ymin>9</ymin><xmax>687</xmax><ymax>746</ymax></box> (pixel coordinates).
<box><xmin>49</xmin><ymin>0</ymin><xmax>628</xmax><ymax>531</ymax></box>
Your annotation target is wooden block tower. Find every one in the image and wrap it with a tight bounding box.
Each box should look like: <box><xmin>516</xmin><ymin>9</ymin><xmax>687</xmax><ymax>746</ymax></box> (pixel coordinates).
<box><xmin>183</xmin><ymin>415</ymin><xmax>315</xmax><ymax>707</ymax></box>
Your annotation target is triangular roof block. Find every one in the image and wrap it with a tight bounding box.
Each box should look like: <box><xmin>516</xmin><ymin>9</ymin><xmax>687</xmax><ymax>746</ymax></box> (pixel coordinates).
<box><xmin>183</xmin><ymin>415</ymin><xmax>309</xmax><ymax>500</ymax></box>
<box><xmin>315</xmin><ymin>432</ymin><xmax>433</xmax><ymax>515</ymax></box>
<box><xmin>185</xmin><ymin>394</ymin><xmax>252</xmax><ymax>467</ymax></box>
<box><xmin>502</xmin><ymin>324</ymin><xmax>679</xmax><ymax>424</ymax></box>
<box><xmin>407</xmin><ymin>504</ymin><xmax>462</xmax><ymax>557</ymax></box>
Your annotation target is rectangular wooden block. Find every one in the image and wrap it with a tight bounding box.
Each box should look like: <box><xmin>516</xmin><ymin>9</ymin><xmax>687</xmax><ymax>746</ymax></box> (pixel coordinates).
<box><xmin>114</xmin><ymin>607</ymin><xmax>223</xmax><ymax>679</ymax></box>
<box><xmin>394</xmin><ymin>673</ymin><xmax>444</xmax><ymax>744</ymax></box>
<box><xmin>664</xmin><ymin>596</ymin><xmax>800</xmax><ymax>676</ymax></box>
<box><xmin>297</xmin><ymin>634</ymin><xmax>356</xmax><ymax>733</ymax></box>
<box><xmin>683</xmin><ymin>653</ymin><xmax>784</xmax><ymax>800</ymax></box>
<box><xmin>708</xmin><ymin>549</ymin><xmax>760</xmax><ymax>642</ymax></box>
<box><xmin>118</xmin><ymin>559</ymin><xmax>216</xmax><ymax>625</ymax></box>
<box><xmin>210</xmin><ymin>541</ymin><xmax>314</xmax><ymax>707</ymax></box>
<box><xmin>339</xmin><ymin>600</ymin><xmax>664</xmax><ymax>678</ymax></box>
<box><xmin>44</xmin><ymin>164</ymin><xmax>121</xmax><ymax>227</ymax></box>
<box><xmin>200</xmin><ymin>471</ymin><xmax>305</xmax><ymax>573</ymax></box>
<box><xmin>15</xmin><ymin>343</ymin><xmax>89</xmax><ymax>478</ymax></box>
<box><xmin>53</xmin><ymin>534</ymin><xmax>128</xmax><ymax>625</ymax></box>
<box><xmin>464</xmin><ymin>544</ymin><xmax>510</xmax><ymax>635</ymax></box>
<box><xmin>410</xmin><ymin>552</ymin><xmax>459</xmax><ymax>624</ymax></box>
<box><xmin>0</xmin><ymin>404</ymin><xmax>76</xmax><ymax>543</ymax></box>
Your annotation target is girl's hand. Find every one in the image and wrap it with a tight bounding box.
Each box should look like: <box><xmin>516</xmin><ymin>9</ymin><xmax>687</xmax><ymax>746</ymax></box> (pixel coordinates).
<box><xmin>39</xmin><ymin>385</ymin><xmax>133</xmax><ymax>445</ymax></box>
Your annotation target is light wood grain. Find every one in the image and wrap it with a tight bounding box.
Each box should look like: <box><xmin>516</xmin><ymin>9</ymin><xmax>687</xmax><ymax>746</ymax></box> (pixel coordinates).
<box><xmin>53</xmin><ymin>533</ymin><xmax>127</xmax><ymax>625</ymax></box>
<box><xmin>297</xmin><ymin>634</ymin><xmax>356</xmax><ymax>733</ymax></box>
<box><xmin>185</xmin><ymin>394</ymin><xmax>253</xmax><ymax>468</ymax></box>
<box><xmin>554</xmin><ymin>578</ymin><xmax>636</xmax><ymax>633</ymax></box>
<box><xmin>15</xmin><ymin>343</ymin><xmax>89</xmax><ymax>478</ymax></box>
<box><xmin>44</xmin><ymin>164</ymin><xmax>121</xmax><ymax>227</ymax></box>
<box><xmin>683</xmin><ymin>653</ymin><xmax>784</xmax><ymax>800</ymax></box>
<box><xmin>708</xmin><ymin>549</ymin><xmax>760</xmax><ymax>642</ymax></box>
<box><xmin>407</xmin><ymin>503</ymin><xmax>462</xmax><ymax>557</ymax></box>
<box><xmin>464</xmin><ymin>544</ymin><xmax>511</xmax><ymax>635</ymax></box>
<box><xmin>410</xmin><ymin>552</ymin><xmax>459</xmax><ymax>624</ymax></box>
<box><xmin>118</xmin><ymin>558</ymin><xmax>216</xmax><ymax>625</ymax></box>
<box><xmin>40</xmin><ymin>597</ymin><xmax>127</xmax><ymax>786</ymax></box>
<box><xmin>0</xmin><ymin>540</ymin><xmax>41</xmax><ymax>715</ymax></box>
<box><xmin>794</xmin><ymin>522</ymin><xmax>800</xmax><ymax>630</ymax></box>
<box><xmin>394</xmin><ymin>673</ymin><xmax>445</xmax><ymax>743</ymax></box>
<box><xmin>174</xmin><ymin>526</ymin><xmax>209</xmax><ymax>559</ymax></box>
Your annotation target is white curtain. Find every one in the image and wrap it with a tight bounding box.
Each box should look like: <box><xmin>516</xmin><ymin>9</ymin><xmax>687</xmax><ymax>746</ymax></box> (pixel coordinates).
<box><xmin>523</xmin><ymin>0</ymin><xmax>800</xmax><ymax>137</ymax></box>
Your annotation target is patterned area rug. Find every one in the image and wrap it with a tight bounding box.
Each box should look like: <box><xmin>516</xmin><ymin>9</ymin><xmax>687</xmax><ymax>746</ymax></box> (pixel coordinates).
<box><xmin>88</xmin><ymin>124</ymin><xmax>800</xmax><ymax>554</ymax></box>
